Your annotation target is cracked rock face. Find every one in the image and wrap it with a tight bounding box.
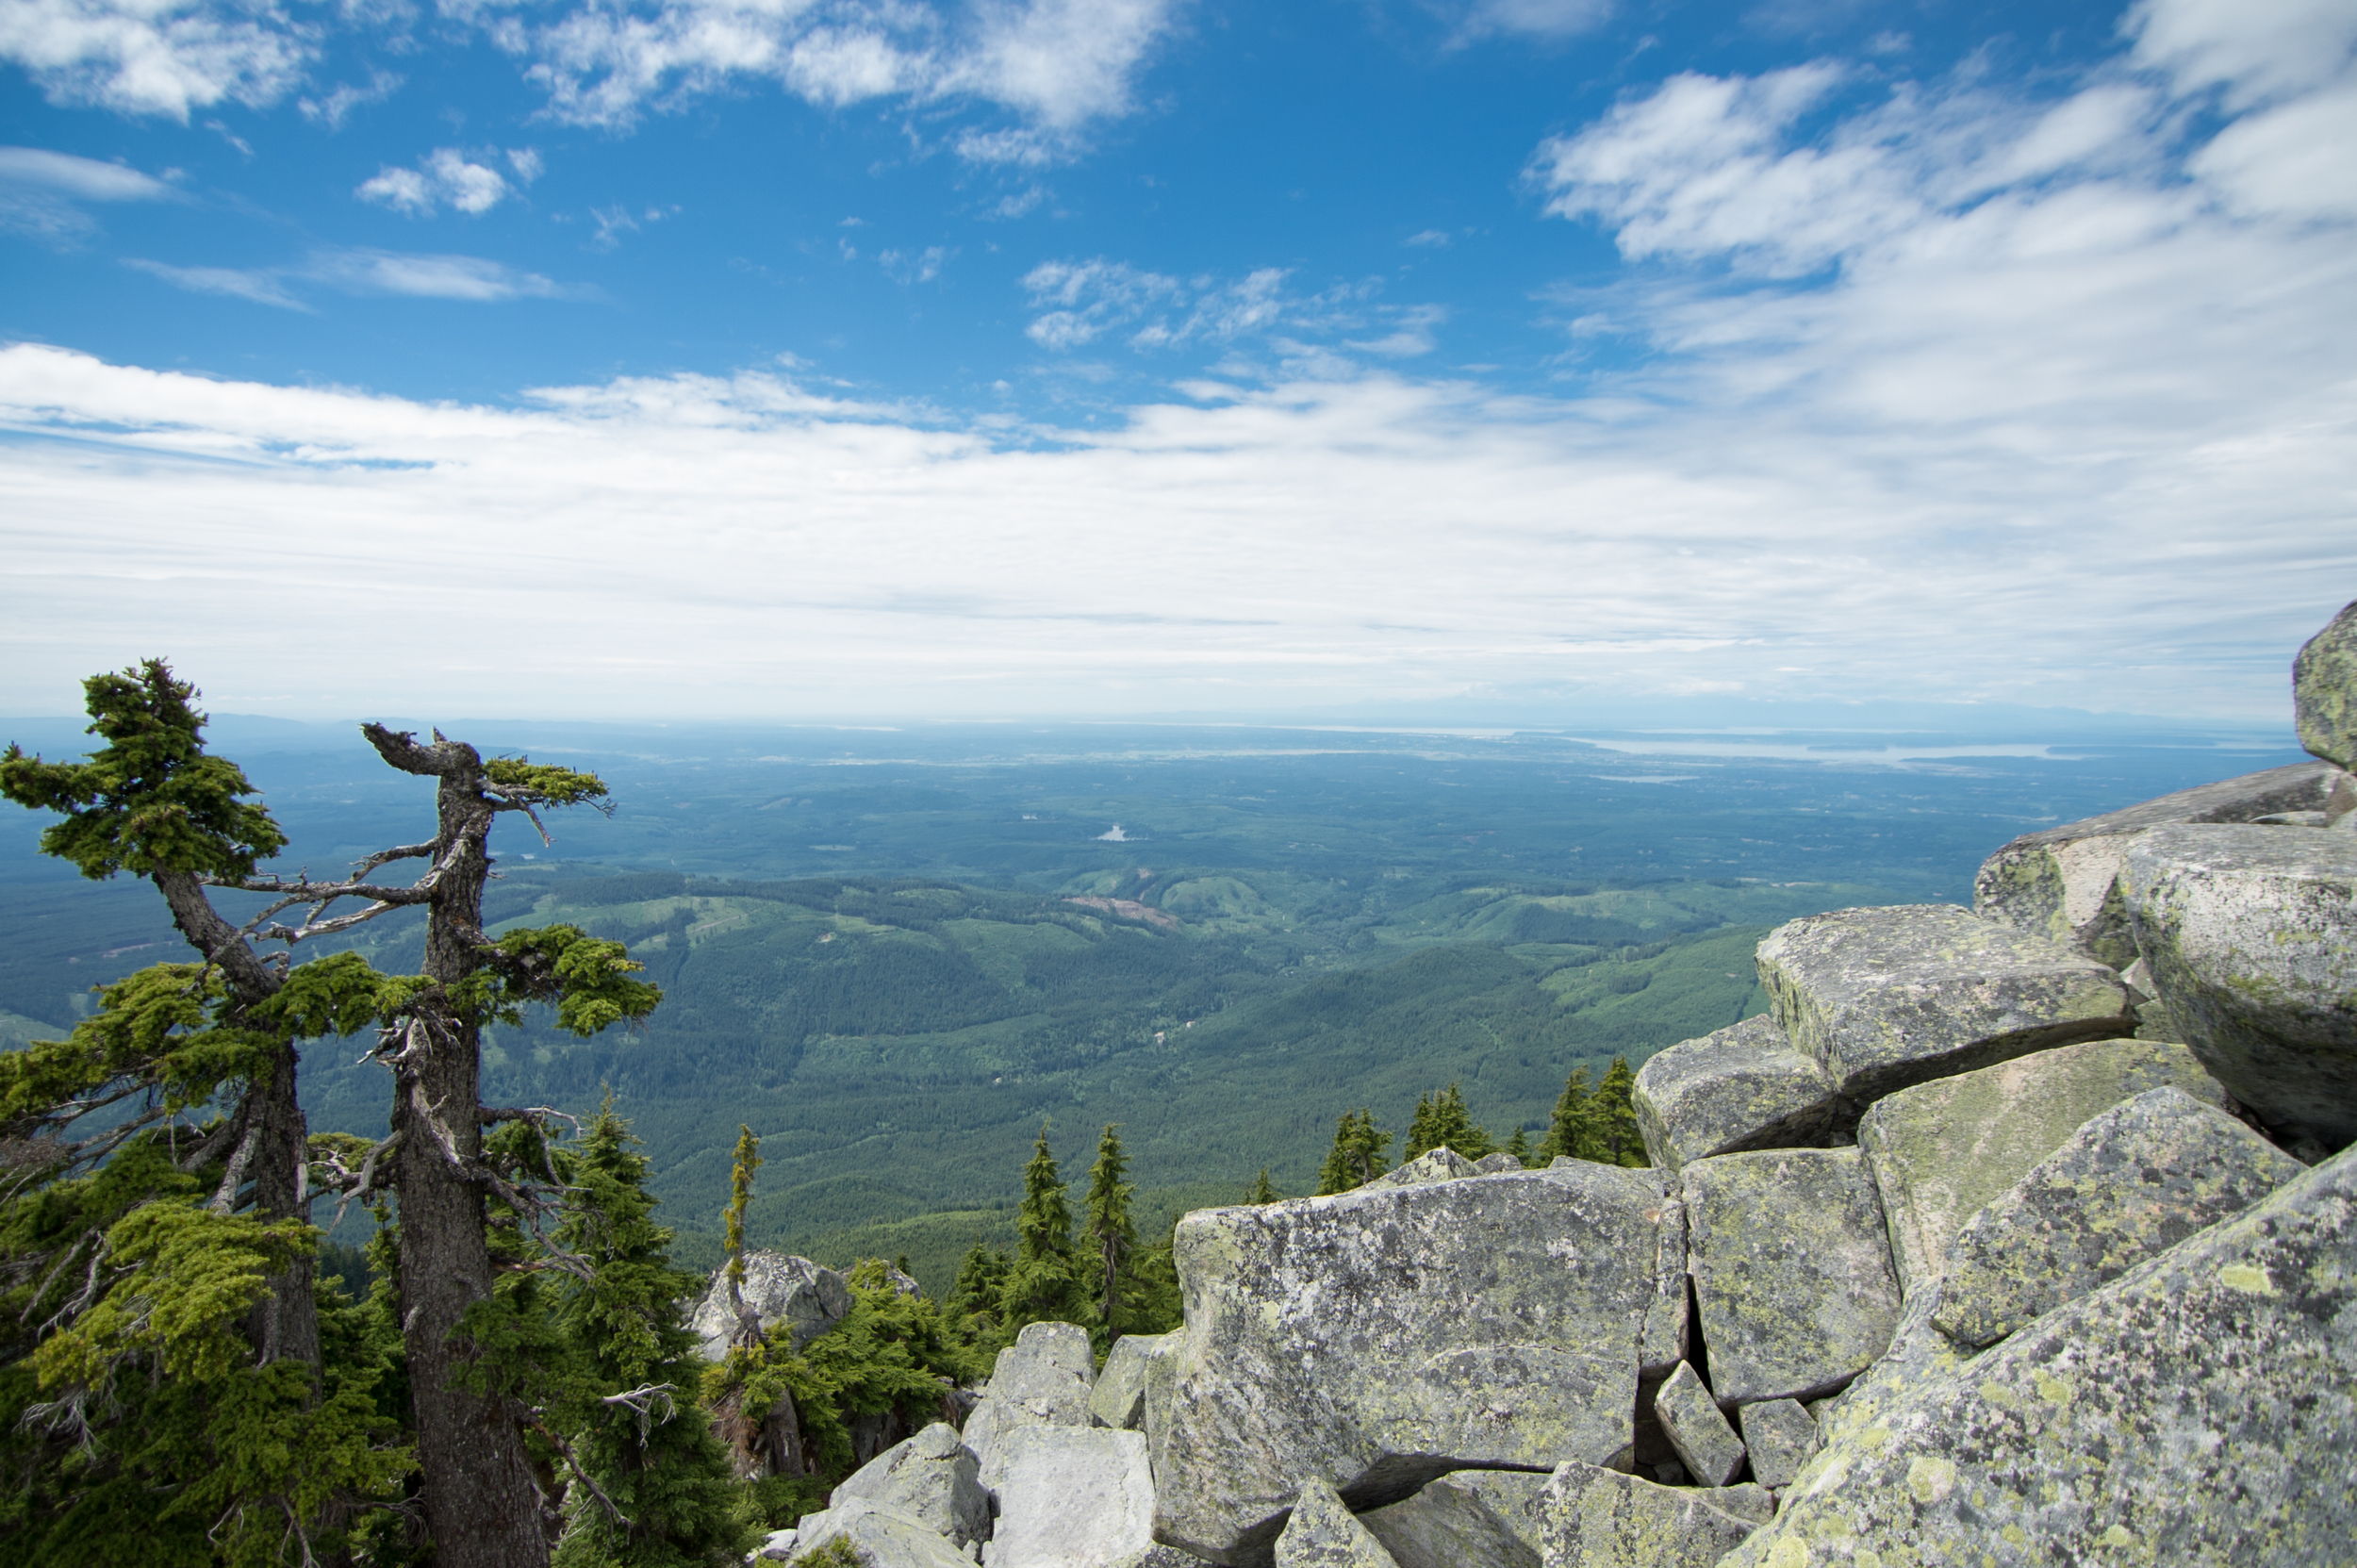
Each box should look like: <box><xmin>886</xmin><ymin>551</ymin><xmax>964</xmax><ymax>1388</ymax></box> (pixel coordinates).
<box><xmin>1535</xmin><ymin>1461</ymin><xmax>1763</xmax><ymax>1568</ymax></box>
<box><xmin>1723</xmin><ymin>1142</ymin><xmax>2357</xmax><ymax>1568</ymax></box>
<box><xmin>2122</xmin><ymin>823</ymin><xmax>2357</xmax><ymax>1148</ymax></box>
<box><xmin>1755</xmin><ymin>904</ymin><xmax>2134</xmax><ymax>1107</ymax></box>
<box><xmin>964</xmin><ymin>1321</ymin><xmax>1096</xmax><ymax>1466</ymax></box>
<box><xmin>1360</xmin><ymin>1469</ymin><xmax>1546</xmax><ymax>1568</ymax></box>
<box><xmin>1682</xmin><ymin>1147</ymin><xmax>1902</xmax><ymax>1407</ymax></box>
<box><xmin>980</xmin><ymin>1425</ymin><xmax>1154</xmax><ymax>1568</ymax></box>
<box><xmin>686</xmin><ymin>1251</ymin><xmax>853</xmax><ymax>1361</ymax></box>
<box><xmin>1652</xmin><ymin>1361</ymin><xmax>1744</xmax><ymax>1488</ymax></box>
<box><xmin>1855</xmin><ymin>1037</ymin><xmax>2226</xmax><ymax>1297</ymax></box>
<box><xmin>1633</xmin><ymin>1014</ymin><xmax>1849</xmax><ymax>1172</ymax></box>
<box><xmin>1152</xmin><ymin>1164</ymin><xmax>1680</xmax><ymax>1564</ymax></box>
<box><xmin>2296</xmin><ymin>598</ymin><xmax>2357</xmax><ymax>768</ymax></box>
<box><xmin>1273</xmin><ymin>1478</ymin><xmax>1402</xmax><ymax>1568</ymax></box>
<box><xmin>1933</xmin><ymin>1085</ymin><xmax>2307</xmax><ymax>1348</ymax></box>
<box><xmin>1970</xmin><ymin>761</ymin><xmax>2345</xmax><ymax>965</ymax></box>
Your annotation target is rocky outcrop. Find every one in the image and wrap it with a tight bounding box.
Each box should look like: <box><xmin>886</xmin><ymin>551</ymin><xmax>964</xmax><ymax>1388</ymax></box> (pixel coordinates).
<box><xmin>1631</xmin><ymin>1014</ymin><xmax>1846</xmax><ymax>1172</ymax></box>
<box><xmin>2120</xmin><ymin>822</ymin><xmax>2357</xmax><ymax>1149</ymax></box>
<box><xmin>1359</xmin><ymin>1470</ymin><xmax>1545</xmax><ymax>1568</ymax></box>
<box><xmin>1535</xmin><ymin>1461</ymin><xmax>1762</xmax><ymax>1568</ymax></box>
<box><xmin>689</xmin><ymin>1252</ymin><xmax>854</xmax><ymax>1361</ymax></box>
<box><xmin>830</xmin><ymin>1422</ymin><xmax>991</xmax><ymax>1549</ymax></box>
<box><xmin>963</xmin><ymin>1321</ymin><xmax>1096</xmax><ymax>1466</ymax></box>
<box><xmin>981</xmin><ymin>1426</ymin><xmax>1155</xmax><ymax>1568</ymax></box>
<box><xmin>1971</xmin><ymin>760</ymin><xmax>2345</xmax><ymax>964</ymax></box>
<box><xmin>1682</xmin><ymin>1146</ymin><xmax>1901</xmax><ymax>1405</ymax></box>
<box><xmin>1932</xmin><ymin>1085</ymin><xmax>2306</xmax><ymax>1347</ymax></box>
<box><xmin>1360</xmin><ymin>1147</ymin><xmax>1479</xmax><ymax>1189</ymax></box>
<box><xmin>1855</xmin><ymin>1037</ymin><xmax>2227</xmax><ymax>1296</ymax></box>
<box><xmin>1273</xmin><ymin>1478</ymin><xmax>1401</xmax><ymax>1568</ymax></box>
<box><xmin>2295</xmin><ymin>597</ymin><xmax>2357</xmax><ymax>768</ymax></box>
<box><xmin>1152</xmin><ymin>1163</ymin><xmax>1681</xmax><ymax>1562</ymax></box>
<box><xmin>1755</xmin><ymin>904</ymin><xmax>2134</xmax><ymax>1105</ymax></box>
<box><xmin>1725</xmin><ymin>1142</ymin><xmax>2357</xmax><ymax>1567</ymax></box>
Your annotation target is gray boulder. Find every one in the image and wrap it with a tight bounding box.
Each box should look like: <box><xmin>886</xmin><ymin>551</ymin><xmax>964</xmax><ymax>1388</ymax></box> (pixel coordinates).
<box><xmin>2296</xmin><ymin>597</ymin><xmax>2357</xmax><ymax>767</ymax></box>
<box><xmin>1972</xmin><ymin>760</ymin><xmax>2345</xmax><ymax>964</ymax></box>
<box><xmin>1681</xmin><ymin>1147</ymin><xmax>1902</xmax><ymax>1405</ymax></box>
<box><xmin>2121</xmin><ymin>823</ymin><xmax>2357</xmax><ymax>1148</ymax></box>
<box><xmin>1362</xmin><ymin>1147</ymin><xmax>1479</xmax><ymax>1189</ymax></box>
<box><xmin>689</xmin><ymin>1252</ymin><xmax>855</xmax><ymax>1361</ymax></box>
<box><xmin>980</xmin><ymin>1425</ymin><xmax>1154</xmax><ymax>1568</ymax></box>
<box><xmin>1855</xmin><ymin>1036</ymin><xmax>2226</xmax><ymax>1296</ymax></box>
<box><xmin>1274</xmin><ymin>1478</ymin><xmax>1402</xmax><ymax>1568</ymax></box>
<box><xmin>788</xmin><ymin>1496</ymin><xmax>975</xmax><ymax>1568</ymax></box>
<box><xmin>1723</xmin><ymin>1141</ymin><xmax>2357</xmax><ymax>1567</ymax></box>
<box><xmin>831</xmin><ymin>1421</ymin><xmax>990</xmax><ymax>1548</ymax></box>
<box><xmin>1631</xmin><ymin>1014</ymin><xmax>1847</xmax><ymax>1172</ymax></box>
<box><xmin>1092</xmin><ymin>1330</ymin><xmax>1178</xmax><ymax>1431</ymax></box>
<box><xmin>1805</xmin><ymin>1277</ymin><xmax>1970</xmax><ymax>1454</ymax></box>
<box><xmin>1360</xmin><ymin>1470</ymin><xmax>1546</xmax><ymax>1568</ymax></box>
<box><xmin>963</xmin><ymin>1321</ymin><xmax>1095</xmax><ymax>1466</ymax></box>
<box><xmin>1933</xmin><ymin>1085</ymin><xmax>2307</xmax><ymax>1348</ymax></box>
<box><xmin>1734</xmin><ymin>1399</ymin><xmax>1817</xmax><ymax>1491</ymax></box>
<box><xmin>1755</xmin><ymin>904</ymin><xmax>2134</xmax><ymax>1106</ymax></box>
<box><xmin>1473</xmin><ymin>1151</ymin><xmax>1526</xmax><ymax>1175</ymax></box>
<box><xmin>1533</xmin><ymin>1461</ymin><xmax>1762</xmax><ymax>1568</ymax></box>
<box><xmin>1152</xmin><ymin>1164</ymin><xmax>1683</xmax><ymax>1563</ymax></box>
<box><xmin>1651</xmin><ymin>1361</ymin><xmax>1743</xmax><ymax>1488</ymax></box>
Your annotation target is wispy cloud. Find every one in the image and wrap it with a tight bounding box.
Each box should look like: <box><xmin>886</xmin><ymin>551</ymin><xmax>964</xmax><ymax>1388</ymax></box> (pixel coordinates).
<box><xmin>0</xmin><ymin>144</ymin><xmax>179</xmax><ymax>241</ymax></box>
<box><xmin>882</xmin><ymin>244</ymin><xmax>952</xmax><ymax>284</ymax></box>
<box><xmin>1021</xmin><ymin>260</ymin><xmax>1443</xmax><ymax>356</ymax></box>
<box><xmin>357</xmin><ymin>147</ymin><xmax>533</xmax><ymax>217</ymax></box>
<box><xmin>1450</xmin><ymin>0</ymin><xmax>1616</xmax><ymax>43</ymax></box>
<box><xmin>0</xmin><ymin>0</ymin><xmax>315</xmax><ymax>119</ymax></box>
<box><xmin>122</xmin><ymin>246</ymin><xmax>586</xmax><ymax>307</ymax></box>
<box><xmin>123</xmin><ymin>257</ymin><xmax>310</xmax><ymax>309</ymax></box>
<box><xmin>298</xmin><ymin>68</ymin><xmax>402</xmax><ymax>129</ymax></box>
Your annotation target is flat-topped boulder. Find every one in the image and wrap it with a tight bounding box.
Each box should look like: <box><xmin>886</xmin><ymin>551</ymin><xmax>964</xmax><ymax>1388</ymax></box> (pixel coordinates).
<box><xmin>1360</xmin><ymin>1470</ymin><xmax>1545</xmax><ymax>1568</ymax></box>
<box><xmin>1273</xmin><ymin>1478</ymin><xmax>1402</xmax><ymax>1568</ymax></box>
<box><xmin>1971</xmin><ymin>760</ymin><xmax>2344</xmax><ymax>964</ymax></box>
<box><xmin>1534</xmin><ymin>1461</ymin><xmax>1763</xmax><ymax>1568</ymax></box>
<box><xmin>1755</xmin><ymin>904</ymin><xmax>2134</xmax><ymax>1106</ymax></box>
<box><xmin>1631</xmin><ymin>1013</ymin><xmax>1847</xmax><ymax>1171</ymax></box>
<box><xmin>2121</xmin><ymin>823</ymin><xmax>2357</xmax><ymax>1149</ymax></box>
<box><xmin>1724</xmin><ymin>1143</ymin><xmax>2357</xmax><ymax>1568</ymax></box>
<box><xmin>687</xmin><ymin>1251</ymin><xmax>853</xmax><ymax>1361</ymax></box>
<box><xmin>785</xmin><ymin>1496</ymin><xmax>976</xmax><ymax>1568</ymax></box>
<box><xmin>1682</xmin><ymin>1146</ymin><xmax>1902</xmax><ymax>1406</ymax></box>
<box><xmin>981</xmin><ymin>1425</ymin><xmax>1154</xmax><ymax>1568</ymax></box>
<box><xmin>963</xmin><ymin>1321</ymin><xmax>1096</xmax><ymax>1465</ymax></box>
<box><xmin>1153</xmin><ymin>1164</ymin><xmax>1682</xmax><ymax>1563</ymax></box>
<box><xmin>1935</xmin><ymin>1085</ymin><xmax>2307</xmax><ymax>1348</ymax></box>
<box><xmin>831</xmin><ymin>1421</ymin><xmax>990</xmax><ymax>1548</ymax></box>
<box><xmin>2295</xmin><ymin>597</ymin><xmax>2357</xmax><ymax>768</ymax></box>
<box><xmin>1855</xmin><ymin>1037</ymin><xmax>2226</xmax><ymax>1296</ymax></box>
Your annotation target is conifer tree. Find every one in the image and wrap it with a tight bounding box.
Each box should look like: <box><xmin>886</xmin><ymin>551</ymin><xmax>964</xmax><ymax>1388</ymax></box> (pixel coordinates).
<box><xmin>1402</xmin><ymin>1092</ymin><xmax>1438</xmax><ymax>1161</ymax></box>
<box><xmin>1592</xmin><ymin>1057</ymin><xmax>1649</xmax><ymax>1167</ymax></box>
<box><xmin>1247</xmin><ymin>1168</ymin><xmax>1278</xmax><ymax>1204</ymax></box>
<box><xmin>997</xmin><ymin>1126</ymin><xmax>1093</xmax><ymax>1334</ymax></box>
<box><xmin>1538</xmin><ymin>1065</ymin><xmax>1602</xmax><ymax>1163</ymax></box>
<box><xmin>1402</xmin><ymin>1084</ymin><xmax>1492</xmax><ymax>1161</ymax></box>
<box><xmin>1505</xmin><ymin>1127</ymin><xmax>1534</xmax><ymax>1168</ymax></box>
<box><xmin>1314</xmin><ymin>1110</ymin><xmax>1393</xmax><ymax>1195</ymax></box>
<box><xmin>1083</xmin><ymin>1125</ymin><xmax>1137</xmax><ymax>1335</ymax></box>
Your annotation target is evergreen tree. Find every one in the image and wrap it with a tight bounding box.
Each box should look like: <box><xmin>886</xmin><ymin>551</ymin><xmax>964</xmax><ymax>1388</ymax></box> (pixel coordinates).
<box><xmin>1592</xmin><ymin>1057</ymin><xmax>1649</xmax><ymax>1167</ymax></box>
<box><xmin>948</xmin><ymin>1246</ymin><xmax>1011</xmax><ymax>1341</ymax></box>
<box><xmin>1402</xmin><ymin>1084</ymin><xmax>1492</xmax><ymax>1162</ymax></box>
<box><xmin>1315</xmin><ymin>1110</ymin><xmax>1393</xmax><ymax>1195</ymax></box>
<box><xmin>549</xmin><ymin>1105</ymin><xmax>750</xmax><ymax>1568</ymax></box>
<box><xmin>1505</xmin><ymin>1127</ymin><xmax>1534</xmax><ymax>1168</ymax></box>
<box><xmin>1538</xmin><ymin>1065</ymin><xmax>1602</xmax><ymax>1163</ymax></box>
<box><xmin>997</xmin><ymin>1126</ymin><xmax>1094</xmax><ymax>1335</ymax></box>
<box><xmin>1402</xmin><ymin>1092</ymin><xmax>1438</xmax><ymax>1161</ymax></box>
<box><xmin>1016</xmin><ymin>1125</ymin><xmax>1073</xmax><ymax>1263</ymax></box>
<box><xmin>1247</xmin><ymin>1168</ymin><xmax>1278</xmax><ymax>1204</ymax></box>
<box><xmin>1083</xmin><ymin>1126</ymin><xmax>1138</xmax><ymax>1335</ymax></box>
<box><xmin>721</xmin><ymin>1126</ymin><xmax>763</xmax><ymax>1349</ymax></box>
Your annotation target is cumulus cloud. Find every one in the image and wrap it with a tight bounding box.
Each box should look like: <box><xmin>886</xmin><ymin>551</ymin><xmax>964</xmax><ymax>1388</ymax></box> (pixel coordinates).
<box><xmin>357</xmin><ymin>148</ymin><xmax>517</xmax><ymax>216</ymax></box>
<box><xmin>0</xmin><ymin>0</ymin><xmax>314</xmax><ymax>119</ymax></box>
<box><xmin>0</xmin><ymin>144</ymin><xmax>179</xmax><ymax>241</ymax></box>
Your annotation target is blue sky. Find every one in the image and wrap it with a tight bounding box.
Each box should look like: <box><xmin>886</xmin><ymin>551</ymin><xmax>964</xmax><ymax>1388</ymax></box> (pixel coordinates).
<box><xmin>2</xmin><ymin>0</ymin><xmax>2352</xmax><ymax>723</ymax></box>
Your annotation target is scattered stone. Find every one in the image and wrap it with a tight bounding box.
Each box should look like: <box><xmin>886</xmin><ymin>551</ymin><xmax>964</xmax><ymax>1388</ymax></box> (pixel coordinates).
<box><xmin>1755</xmin><ymin>904</ymin><xmax>2134</xmax><ymax>1105</ymax></box>
<box><xmin>1855</xmin><ymin>1036</ymin><xmax>2226</xmax><ymax>1296</ymax></box>
<box><xmin>1631</xmin><ymin>1014</ymin><xmax>1848</xmax><ymax>1172</ymax></box>
<box><xmin>1734</xmin><ymin>1400</ymin><xmax>1817</xmax><ymax>1491</ymax></box>
<box><xmin>688</xmin><ymin>1252</ymin><xmax>855</xmax><ymax>1361</ymax></box>
<box><xmin>753</xmin><ymin>1527</ymin><xmax>797</xmax><ymax>1561</ymax></box>
<box><xmin>2121</xmin><ymin>823</ymin><xmax>2357</xmax><ymax>1148</ymax></box>
<box><xmin>1361</xmin><ymin>1147</ymin><xmax>1479</xmax><ymax>1189</ymax></box>
<box><xmin>1473</xmin><ymin>1151</ymin><xmax>1526</xmax><ymax>1175</ymax></box>
<box><xmin>1092</xmin><ymin>1330</ymin><xmax>1178</xmax><ymax>1431</ymax></box>
<box><xmin>962</xmin><ymin>1321</ymin><xmax>1095</xmax><ymax>1465</ymax></box>
<box><xmin>788</xmin><ymin>1497</ymin><xmax>975</xmax><ymax>1568</ymax></box>
<box><xmin>831</xmin><ymin>1422</ymin><xmax>990</xmax><ymax>1549</ymax></box>
<box><xmin>1273</xmin><ymin>1477</ymin><xmax>1403</xmax><ymax>1568</ymax></box>
<box><xmin>2295</xmin><ymin>597</ymin><xmax>2357</xmax><ymax>767</ymax></box>
<box><xmin>1723</xmin><ymin>1143</ymin><xmax>2357</xmax><ymax>1567</ymax></box>
<box><xmin>1972</xmin><ymin>760</ymin><xmax>2344</xmax><ymax>964</ymax></box>
<box><xmin>1681</xmin><ymin>1147</ymin><xmax>1902</xmax><ymax>1405</ymax></box>
<box><xmin>1534</xmin><ymin>1461</ymin><xmax>1762</xmax><ymax>1568</ymax></box>
<box><xmin>1153</xmin><ymin>1164</ymin><xmax>1681</xmax><ymax>1563</ymax></box>
<box><xmin>1933</xmin><ymin>1085</ymin><xmax>2307</xmax><ymax>1348</ymax></box>
<box><xmin>1360</xmin><ymin>1469</ymin><xmax>1546</xmax><ymax>1568</ymax></box>
<box><xmin>979</xmin><ymin>1426</ymin><xmax>1154</xmax><ymax>1568</ymax></box>
<box><xmin>1651</xmin><ymin>1362</ymin><xmax>1744</xmax><ymax>1488</ymax></box>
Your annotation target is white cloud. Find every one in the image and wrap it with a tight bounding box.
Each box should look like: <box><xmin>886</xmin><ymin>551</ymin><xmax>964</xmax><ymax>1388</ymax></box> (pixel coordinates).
<box><xmin>1021</xmin><ymin>260</ymin><xmax>1444</xmax><ymax>359</ymax></box>
<box><xmin>121</xmin><ymin>246</ymin><xmax>585</xmax><ymax>305</ymax></box>
<box><xmin>1453</xmin><ymin>0</ymin><xmax>1614</xmax><ymax>42</ymax></box>
<box><xmin>357</xmin><ymin>147</ymin><xmax>514</xmax><ymax>216</ymax></box>
<box><xmin>1404</xmin><ymin>228</ymin><xmax>1450</xmax><ymax>247</ymax></box>
<box><xmin>0</xmin><ymin>0</ymin><xmax>314</xmax><ymax>119</ymax></box>
<box><xmin>2124</xmin><ymin>0</ymin><xmax>2357</xmax><ymax>108</ymax></box>
<box><xmin>124</xmin><ymin>256</ymin><xmax>310</xmax><ymax>308</ymax></box>
<box><xmin>882</xmin><ymin>243</ymin><xmax>952</xmax><ymax>284</ymax></box>
<box><xmin>0</xmin><ymin>144</ymin><xmax>178</xmax><ymax>240</ymax></box>
<box><xmin>298</xmin><ymin>67</ymin><xmax>401</xmax><ymax>128</ymax></box>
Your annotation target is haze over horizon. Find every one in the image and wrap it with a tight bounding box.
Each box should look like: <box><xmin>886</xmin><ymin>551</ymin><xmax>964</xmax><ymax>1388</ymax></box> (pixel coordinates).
<box><xmin>4</xmin><ymin>0</ymin><xmax>2352</xmax><ymax>725</ymax></box>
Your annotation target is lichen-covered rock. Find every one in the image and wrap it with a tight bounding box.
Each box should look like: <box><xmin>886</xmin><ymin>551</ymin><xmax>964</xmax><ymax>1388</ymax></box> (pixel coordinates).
<box><xmin>1360</xmin><ymin>1470</ymin><xmax>1546</xmax><ymax>1568</ymax></box>
<box><xmin>1474</xmin><ymin>1151</ymin><xmax>1526</xmax><ymax>1175</ymax></box>
<box><xmin>1273</xmin><ymin>1478</ymin><xmax>1402</xmax><ymax>1568</ymax></box>
<box><xmin>1534</xmin><ymin>1461</ymin><xmax>1762</xmax><ymax>1568</ymax></box>
<box><xmin>1092</xmin><ymin>1331</ymin><xmax>1178</xmax><ymax>1431</ymax></box>
<box><xmin>1153</xmin><ymin>1165</ymin><xmax>1682</xmax><ymax>1563</ymax></box>
<box><xmin>1972</xmin><ymin>761</ymin><xmax>2344</xmax><ymax>964</ymax></box>
<box><xmin>1631</xmin><ymin>1014</ymin><xmax>1848</xmax><ymax>1172</ymax></box>
<box><xmin>1933</xmin><ymin>1085</ymin><xmax>2307</xmax><ymax>1348</ymax></box>
<box><xmin>788</xmin><ymin>1497</ymin><xmax>976</xmax><ymax>1568</ymax></box>
<box><xmin>963</xmin><ymin>1321</ymin><xmax>1096</xmax><ymax>1465</ymax></box>
<box><xmin>1363</xmin><ymin>1147</ymin><xmax>1480</xmax><ymax>1189</ymax></box>
<box><xmin>1805</xmin><ymin>1279</ymin><xmax>1968</xmax><ymax>1453</ymax></box>
<box><xmin>980</xmin><ymin>1426</ymin><xmax>1153</xmax><ymax>1568</ymax></box>
<box><xmin>689</xmin><ymin>1251</ymin><xmax>855</xmax><ymax>1361</ymax></box>
<box><xmin>1141</xmin><ymin>1326</ymin><xmax>1180</xmax><ymax>1481</ymax></box>
<box><xmin>1722</xmin><ymin>1142</ymin><xmax>2357</xmax><ymax>1568</ymax></box>
<box><xmin>1652</xmin><ymin>1362</ymin><xmax>1743</xmax><ymax>1488</ymax></box>
<box><xmin>1855</xmin><ymin>1037</ymin><xmax>2226</xmax><ymax>1296</ymax></box>
<box><xmin>2121</xmin><ymin>823</ymin><xmax>2357</xmax><ymax>1148</ymax></box>
<box><xmin>832</xmin><ymin>1422</ymin><xmax>991</xmax><ymax>1548</ymax></box>
<box><xmin>2296</xmin><ymin>598</ymin><xmax>2357</xmax><ymax>767</ymax></box>
<box><xmin>1735</xmin><ymin>1400</ymin><xmax>1818</xmax><ymax>1491</ymax></box>
<box><xmin>1681</xmin><ymin>1147</ymin><xmax>1901</xmax><ymax>1405</ymax></box>
<box><xmin>1755</xmin><ymin>905</ymin><xmax>2134</xmax><ymax>1106</ymax></box>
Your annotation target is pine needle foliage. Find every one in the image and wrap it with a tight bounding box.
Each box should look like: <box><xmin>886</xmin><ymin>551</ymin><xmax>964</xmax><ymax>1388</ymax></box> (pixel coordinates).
<box><xmin>1315</xmin><ymin>1110</ymin><xmax>1393</xmax><ymax>1195</ymax></box>
<box><xmin>1082</xmin><ymin>1126</ymin><xmax>1137</xmax><ymax>1336</ymax></box>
